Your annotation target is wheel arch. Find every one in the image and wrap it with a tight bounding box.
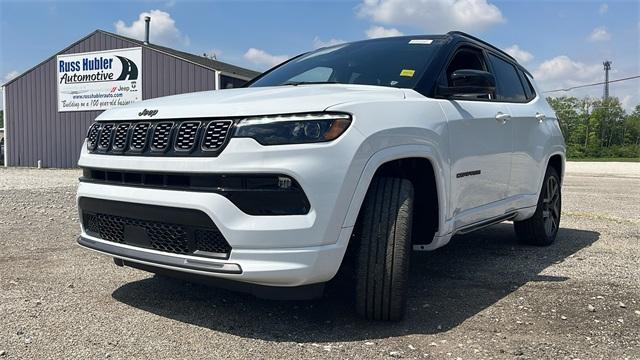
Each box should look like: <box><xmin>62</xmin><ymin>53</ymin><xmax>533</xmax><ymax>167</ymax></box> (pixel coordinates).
<box><xmin>547</xmin><ymin>152</ymin><xmax>565</xmax><ymax>183</ymax></box>
<box><xmin>342</xmin><ymin>145</ymin><xmax>449</xmax><ymax>244</ymax></box>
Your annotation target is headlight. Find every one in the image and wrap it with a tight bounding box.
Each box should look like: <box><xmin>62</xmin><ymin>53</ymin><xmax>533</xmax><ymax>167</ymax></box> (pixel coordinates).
<box><xmin>233</xmin><ymin>113</ymin><xmax>351</xmax><ymax>145</ymax></box>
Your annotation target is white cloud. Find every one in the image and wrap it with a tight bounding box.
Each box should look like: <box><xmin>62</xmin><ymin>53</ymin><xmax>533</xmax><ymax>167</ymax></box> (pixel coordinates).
<box><xmin>313</xmin><ymin>37</ymin><xmax>346</xmax><ymax>49</ymax></box>
<box><xmin>534</xmin><ymin>56</ymin><xmax>639</xmax><ymax>112</ymax></box>
<box><xmin>4</xmin><ymin>70</ymin><xmax>19</xmax><ymax>82</ymax></box>
<box><xmin>598</xmin><ymin>3</ymin><xmax>608</xmax><ymax>14</ymax></box>
<box><xmin>365</xmin><ymin>25</ymin><xmax>404</xmax><ymax>38</ymax></box>
<box><xmin>503</xmin><ymin>44</ymin><xmax>533</xmax><ymax>63</ymax></box>
<box><xmin>115</xmin><ymin>10</ymin><xmax>190</xmax><ymax>47</ymax></box>
<box><xmin>358</xmin><ymin>0</ymin><xmax>505</xmax><ymax>33</ymax></box>
<box><xmin>243</xmin><ymin>48</ymin><xmax>290</xmax><ymax>69</ymax></box>
<box><xmin>533</xmin><ymin>55</ymin><xmax>602</xmax><ymax>92</ymax></box>
<box><xmin>588</xmin><ymin>26</ymin><xmax>611</xmax><ymax>42</ymax></box>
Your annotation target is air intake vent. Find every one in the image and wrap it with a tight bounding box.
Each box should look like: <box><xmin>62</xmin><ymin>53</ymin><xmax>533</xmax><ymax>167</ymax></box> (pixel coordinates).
<box><xmin>112</xmin><ymin>123</ymin><xmax>131</xmax><ymax>151</ymax></box>
<box><xmin>202</xmin><ymin>120</ymin><xmax>232</xmax><ymax>151</ymax></box>
<box><xmin>98</xmin><ymin>124</ymin><xmax>114</xmax><ymax>150</ymax></box>
<box><xmin>80</xmin><ymin>198</ymin><xmax>232</xmax><ymax>259</ymax></box>
<box><xmin>130</xmin><ymin>123</ymin><xmax>150</xmax><ymax>151</ymax></box>
<box><xmin>86</xmin><ymin>124</ymin><xmax>101</xmax><ymax>150</ymax></box>
<box><xmin>175</xmin><ymin>121</ymin><xmax>201</xmax><ymax>151</ymax></box>
<box><xmin>151</xmin><ymin>122</ymin><xmax>174</xmax><ymax>151</ymax></box>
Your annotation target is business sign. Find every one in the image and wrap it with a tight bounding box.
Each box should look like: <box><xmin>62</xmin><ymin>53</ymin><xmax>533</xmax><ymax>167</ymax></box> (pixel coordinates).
<box><xmin>57</xmin><ymin>48</ymin><xmax>142</xmax><ymax>112</ymax></box>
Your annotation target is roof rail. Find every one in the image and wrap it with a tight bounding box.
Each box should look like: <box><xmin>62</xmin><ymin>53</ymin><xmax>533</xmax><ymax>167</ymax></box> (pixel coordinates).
<box><xmin>447</xmin><ymin>31</ymin><xmax>517</xmax><ymax>62</ymax></box>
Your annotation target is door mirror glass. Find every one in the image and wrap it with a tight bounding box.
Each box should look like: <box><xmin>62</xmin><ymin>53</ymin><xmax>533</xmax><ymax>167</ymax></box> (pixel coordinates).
<box><xmin>439</xmin><ymin>69</ymin><xmax>496</xmax><ymax>98</ymax></box>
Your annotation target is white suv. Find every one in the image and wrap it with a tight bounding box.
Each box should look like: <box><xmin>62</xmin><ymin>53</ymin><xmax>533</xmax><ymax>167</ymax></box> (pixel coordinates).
<box><xmin>77</xmin><ymin>32</ymin><xmax>565</xmax><ymax>320</ymax></box>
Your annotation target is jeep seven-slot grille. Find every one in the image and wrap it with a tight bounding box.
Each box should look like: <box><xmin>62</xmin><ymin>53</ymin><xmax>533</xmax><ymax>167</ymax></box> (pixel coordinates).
<box><xmin>87</xmin><ymin>120</ymin><xmax>233</xmax><ymax>156</ymax></box>
<box><xmin>82</xmin><ymin>212</ymin><xmax>232</xmax><ymax>258</ymax></box>
<box><xmin>130</xmin><ymin>123</ymin><xmax>150</xmax><ymax>150</ymax></box>
<box><xmin>98</xmin><ymin>124</ymin><xmax>114</xmax><ymax>150</ymax></box>
<box><xmin>86</xmin><ymin>124</ymin><xmax>101</xmax><ymax>150</ymax></box>
<box><xmin>175</xmin><ymin>121</ymin><xmax>200</xmax><ymax>151</ymax></box>
<box><xmin>112</xmin><ymin>123</ymin><xmax>130</xmax><ymax>151</ymax></box>
<box><xmin>151</xmin><ymin>122</ymin><xmax>174</xmax><ymax>151</ymax></box>
<box><xmin>202</xmin><ymin>121</ymin><xmax>232</xmax><ymax>150</ymax></box>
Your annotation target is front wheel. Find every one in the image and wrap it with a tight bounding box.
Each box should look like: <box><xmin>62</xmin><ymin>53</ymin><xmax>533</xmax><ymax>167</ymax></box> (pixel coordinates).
<box><xmin>354</xmin><ymin>177</ymin><xmax>414</xmax><ymax>321</ymax></box>
<box><xmin>514</xmin><ymin>167</ymin><xmax>561</xmax><ymax>246</ymax></box>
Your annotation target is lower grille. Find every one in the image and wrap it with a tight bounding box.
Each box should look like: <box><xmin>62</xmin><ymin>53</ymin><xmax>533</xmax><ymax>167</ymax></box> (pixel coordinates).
<box><xmin>81</xmin><ymin>199</ymin><xmax>231</xmax><ymax>259</ymax></box>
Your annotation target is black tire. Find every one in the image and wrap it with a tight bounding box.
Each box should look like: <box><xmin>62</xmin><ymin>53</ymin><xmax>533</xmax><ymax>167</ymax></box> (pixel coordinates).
<box><xmin>514</xmin><ymin>167</ymin><xmax>561</xmax><ymax>246</ymax></box>
<box><xmin>354</xmin><ymin>177</ymin><xmax>414</xmax><ymax>321</ymax></box>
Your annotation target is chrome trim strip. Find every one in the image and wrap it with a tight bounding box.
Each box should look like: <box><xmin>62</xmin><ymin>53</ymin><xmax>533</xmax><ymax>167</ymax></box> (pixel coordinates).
<box><xmin>78</xmin><ymin>235</ymin><xmax>241</xmax><ymax>274</ymax></box>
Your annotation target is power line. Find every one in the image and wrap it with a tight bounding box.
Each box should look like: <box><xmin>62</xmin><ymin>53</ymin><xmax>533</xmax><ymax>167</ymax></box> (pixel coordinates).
<box><xmin>543</xmin><ymin>75</ymin><xmax>640</xmax><ymax>94</ymax></box>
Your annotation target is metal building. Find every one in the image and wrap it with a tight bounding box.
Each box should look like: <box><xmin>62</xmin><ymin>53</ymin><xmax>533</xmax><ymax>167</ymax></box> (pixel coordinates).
<box><xmin>2</xmin><ymin>29</ymin><xmax>259</xmax><ymax>168</ymax></box>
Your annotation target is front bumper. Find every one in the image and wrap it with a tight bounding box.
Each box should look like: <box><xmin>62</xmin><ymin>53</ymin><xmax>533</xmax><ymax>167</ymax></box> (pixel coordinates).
<box><xmin>77</xmin><ymin>182</ymin><xmax>355</xmax><ymax>286</ymax></box>
<box><xmin>78</xmin><ymin>225</ymin><xmax>352</xmax><ymax>287</ymax></box>
<box><xmin>76</xmin><ymin>129</ymin><xmax>368</xmax><ymax>286</ymax></box>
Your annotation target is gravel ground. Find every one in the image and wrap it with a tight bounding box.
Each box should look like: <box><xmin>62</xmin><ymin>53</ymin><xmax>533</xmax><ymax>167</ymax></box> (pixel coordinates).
<box><xmin>0</xmin><ymin>163</ymin><xmax>639</xmax><ymax>359</ymax></box>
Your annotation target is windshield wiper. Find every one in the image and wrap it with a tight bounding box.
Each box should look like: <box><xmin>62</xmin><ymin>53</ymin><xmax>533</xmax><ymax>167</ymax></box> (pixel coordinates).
<box><xmin>282</xmin><ymin>81</ymin><xmax>340</xmax><ymax>86</ymax></box>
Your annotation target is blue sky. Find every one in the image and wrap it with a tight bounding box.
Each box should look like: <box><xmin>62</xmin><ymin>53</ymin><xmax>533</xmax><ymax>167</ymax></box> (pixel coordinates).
<box><xmin>1</xmin><ymin>0</ymin><xmax>639</xmax><ymax>110</ymax></box>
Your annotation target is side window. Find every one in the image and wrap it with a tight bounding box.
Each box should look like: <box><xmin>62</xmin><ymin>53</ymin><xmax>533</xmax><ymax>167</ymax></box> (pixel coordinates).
<box><xmin>518</xmin><ymin>69</ymin><xmax>537</xmax><ymax>101</ymax></box>
<box><xmin>445</xmin><ymin>48</ymin><xmax>486</xmax><ymax>86</ymax></box>
<box><xmin>443</xmin><ymin>47</ymin><xmax>489</xmax><ymax>99</ymax></box>
<box><xmin>487</xmin><ymin>54</ymin><xmax>527</xmax><ymax>102</ymax></box>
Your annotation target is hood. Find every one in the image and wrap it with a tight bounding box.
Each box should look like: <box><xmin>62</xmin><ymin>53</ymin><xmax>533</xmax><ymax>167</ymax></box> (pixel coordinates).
<box><xmin>96</xmin><ymin>84</ymin><xmax>406</xmax><ymax>121</ymax></box>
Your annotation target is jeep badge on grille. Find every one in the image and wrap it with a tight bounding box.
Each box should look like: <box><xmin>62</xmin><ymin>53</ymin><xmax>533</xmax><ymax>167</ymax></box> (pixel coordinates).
<box><xmin>138</xmin><ymin>109</ymin><xmax>159</xmax><ymax>117</ymax></box>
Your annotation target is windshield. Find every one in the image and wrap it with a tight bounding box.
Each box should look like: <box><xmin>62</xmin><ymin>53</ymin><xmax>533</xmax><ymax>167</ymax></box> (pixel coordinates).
<box><xmin>249</xmin><ymin>37</ymin><xmax>442</xmax><ymax>89</ymax></box>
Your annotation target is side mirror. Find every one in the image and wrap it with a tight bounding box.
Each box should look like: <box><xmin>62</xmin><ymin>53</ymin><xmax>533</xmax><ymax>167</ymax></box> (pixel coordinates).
<box><xmin>438</xmin><ymin>69</ymin><xmax>496</xmax><ymax>98</ymax></box>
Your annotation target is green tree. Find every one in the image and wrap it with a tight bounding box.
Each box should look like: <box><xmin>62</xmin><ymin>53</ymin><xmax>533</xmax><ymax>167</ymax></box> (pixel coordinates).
<box><xmin>547</xmin><ymin>96</ymin><xmax>639</xmax><ymax>159</ymax></box>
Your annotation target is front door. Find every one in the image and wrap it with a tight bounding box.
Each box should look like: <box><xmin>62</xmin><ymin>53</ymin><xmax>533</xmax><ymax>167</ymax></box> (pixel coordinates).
<box><xmin>441</xmin><ymin>100</ymin><xmax>512</xmax><ymax>218</ymax></box>
<box><xmin>437</xmin><ymin>46</ymin><xmax>513</xmax><ymax>221</ymax></box>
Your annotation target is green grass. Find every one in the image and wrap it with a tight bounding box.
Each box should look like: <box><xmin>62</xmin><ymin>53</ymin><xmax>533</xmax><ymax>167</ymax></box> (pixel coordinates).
<box><xmin>568</xmin><ymin>157</ymin><xmax>640</xmax><ymax>162</ymax></box>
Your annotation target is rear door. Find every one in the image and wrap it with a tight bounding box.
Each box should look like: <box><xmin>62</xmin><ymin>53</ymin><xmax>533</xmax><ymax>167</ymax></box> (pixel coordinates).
<box><xmin>437</xmin><ymin>46</ymin><xmax>513</xmax><ymax>221</ymax></box>
<box><xmin>486</xmin><ymin>53</ymin><xmax>544</xmax><ymax>197</ymax></box>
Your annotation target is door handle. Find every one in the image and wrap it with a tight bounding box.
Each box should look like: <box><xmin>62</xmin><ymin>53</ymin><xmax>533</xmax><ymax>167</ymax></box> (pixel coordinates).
<box><xmin>495</xmin><ymin>112</ymin><xmax>511</xmax><ymax>123</ymax></box>
<box><xmin>535</xmin><ymin>112</ymin><xmax>546</xmax><ymax>122</ymax></box>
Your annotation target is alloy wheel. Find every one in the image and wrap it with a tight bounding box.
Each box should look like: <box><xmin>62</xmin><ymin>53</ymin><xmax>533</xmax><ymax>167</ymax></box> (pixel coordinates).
<box><xmin>542</xmin><ymin>176</ymin><xmax>560</xmax><ymax>237</ymax></box>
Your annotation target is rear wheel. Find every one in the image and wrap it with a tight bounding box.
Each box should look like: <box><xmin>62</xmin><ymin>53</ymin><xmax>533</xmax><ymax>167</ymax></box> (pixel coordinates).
<box><xmin>514</xmin><ymin>167</ymin><xmax>561</xmax><ymax>246</ymax></box>
<box><xmin>354</xmin><ymin>177</ymin><xmax>414</xmax><ymax>321</ymax></box>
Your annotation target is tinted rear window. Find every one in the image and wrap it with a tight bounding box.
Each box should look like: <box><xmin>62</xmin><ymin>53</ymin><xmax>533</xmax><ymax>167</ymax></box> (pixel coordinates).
<box><xmin>518</xmin><ymin>70</ymin><xmax>537</xmax><ymax>100</ymax></box>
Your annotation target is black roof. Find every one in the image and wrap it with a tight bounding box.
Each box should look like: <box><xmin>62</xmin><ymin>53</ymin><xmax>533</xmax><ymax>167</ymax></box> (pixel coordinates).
<box><xmin>446</xmin><ymin>31</ymin><xmax>532</xmax><ymax>76</ymax></box>
<box><xmin>446</xmin><ymin>31</ymin><xmax>516</xmax><ymax>61</ymax></box>
<box><xmin>3</xmin><ymin>29</ymin><xmax>260</xmax><ymax>87</ymax></box>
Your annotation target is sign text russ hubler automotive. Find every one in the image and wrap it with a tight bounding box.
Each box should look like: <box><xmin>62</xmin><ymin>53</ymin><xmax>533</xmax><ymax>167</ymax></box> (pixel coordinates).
<box><xmin>56</xmin><ymin>48</ymin><xmax>142</xmax><ymax>112</ymax></box>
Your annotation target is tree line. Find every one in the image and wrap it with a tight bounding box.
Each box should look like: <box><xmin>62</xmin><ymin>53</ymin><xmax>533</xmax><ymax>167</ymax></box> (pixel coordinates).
<box><xmin>547</xmin><ymin>96</ymin><xmax>640</xmax><ymax>159</ymax></box>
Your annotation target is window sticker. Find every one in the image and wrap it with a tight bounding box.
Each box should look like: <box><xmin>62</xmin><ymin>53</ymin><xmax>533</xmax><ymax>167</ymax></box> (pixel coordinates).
<box><xmin>400</xmin><ymin>69</ymin><xmax>416</xmax><ymax>77</ymax></box>
<box><xmin>409</xmin><ymin>39</ymin><xmax>433</xmax><ymax>45</ymax></box>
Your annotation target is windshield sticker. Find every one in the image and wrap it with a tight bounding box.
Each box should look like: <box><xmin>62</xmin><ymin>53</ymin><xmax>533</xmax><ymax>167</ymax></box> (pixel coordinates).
<box><xmin>409</xmin><ymin>39</ymin><xmax>433</xmax><ymax>45</ymax></box>
<box><xmin>400</xmin><ymin>69</ymin><xmax>416</xmax><ymax>77</ymax></box>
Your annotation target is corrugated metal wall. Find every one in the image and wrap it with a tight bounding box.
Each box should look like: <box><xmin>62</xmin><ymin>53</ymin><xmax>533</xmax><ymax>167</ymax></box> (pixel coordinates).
<box><xmin>4</xmin><ymin>31</ymin><xmax>216</xmax><ymax>168</ymax></box>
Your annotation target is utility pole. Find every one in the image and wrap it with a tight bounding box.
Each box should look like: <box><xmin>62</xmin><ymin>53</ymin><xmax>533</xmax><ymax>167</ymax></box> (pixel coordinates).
<box><xmin>601</xmin><ymin>61</ymin><xmax>612</xmax><ymax>148</ymax></box>
<box><xmin>603</xmin><ymin>61</ymin><xmax>611</xmax><ymax>99</ymax></box>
